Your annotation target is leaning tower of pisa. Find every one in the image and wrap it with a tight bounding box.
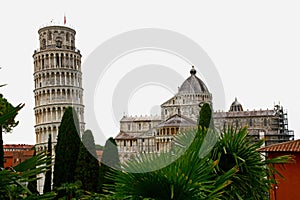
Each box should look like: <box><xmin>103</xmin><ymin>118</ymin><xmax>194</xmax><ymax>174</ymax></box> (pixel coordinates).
<box><xmin>33</xmin><ymin>25</ymin><xmax>85</xmax><ymax>153</ymax></box>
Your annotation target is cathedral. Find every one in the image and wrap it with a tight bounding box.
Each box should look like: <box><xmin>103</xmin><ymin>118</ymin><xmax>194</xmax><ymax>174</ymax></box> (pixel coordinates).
<box><xmin>115</xmin><ymin>67</ymin><xmax>294</xmax><ymax>163</ymax></box>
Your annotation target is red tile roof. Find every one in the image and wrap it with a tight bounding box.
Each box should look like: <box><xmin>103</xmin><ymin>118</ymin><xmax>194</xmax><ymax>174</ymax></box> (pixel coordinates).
<box><xmin>258</xmin><ymin>139</ymin><xmax>300</xmax><ymax>152</ymax></box>
<box><xmin>3</xmin><ymin>144</ymin><xmax>34</xmax><ymax>150</ymax></box>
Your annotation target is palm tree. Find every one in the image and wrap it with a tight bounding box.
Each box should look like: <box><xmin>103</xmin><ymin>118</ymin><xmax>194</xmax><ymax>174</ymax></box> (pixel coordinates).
<box><xmin>106</xmin><ymin>127</ymin><xmax>234</xmax><ymax>200</ymax></box>
<box><xmin>106</xmin><ymin>126</ymin><xmax>291</xmax><ymax>200</ymax></box>
<box><xmin>103</xmin><ymin>102</ymin><xmax>291</xmax><ymax>199</ymax></box>
<box><xmin>0</xmin><ymin>151</ymin><xmax>55</xmax><ymax>199</ymax></box>
<box><xmin>211</xmin><ymin>126</ymin><xmax>291</xmax><ymax>200</ymax></box>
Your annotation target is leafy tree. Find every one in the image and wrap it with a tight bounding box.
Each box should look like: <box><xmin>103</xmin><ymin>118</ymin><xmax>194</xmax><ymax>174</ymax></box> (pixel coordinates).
<box><xmin>99</xmin><ymin>137</ymin><xmax>120</xmax><ymax>194</ymax></box>
<box><xmin>53</xmin><ymin>107</ymin><xmax>81</xmax><ymax>188</ymax></box>
<box><xmin>75</xmin><ymin>130</ymin><xmax>100</xmax><ymax>192</ymax></box>
<box><xmin>0</xmin><ymin>93</ymin><xmax>24</xmax><ymax>168</ymax></box>
<box><xmin>43</xmin><ymin>134</ymin><xmax>52</xmax><ymax>193</ymax></box>
<box><xmin>55</xmin><ymin>181</ymin><xmax>84</xmax><ymax>200</ymax></box>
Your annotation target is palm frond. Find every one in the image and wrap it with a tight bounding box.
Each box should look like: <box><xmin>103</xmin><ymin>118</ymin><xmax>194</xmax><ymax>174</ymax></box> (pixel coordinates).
<box><xmin>0</xmin><ymin>103</ymin><xmax>24</xmax><ymax>125</ymax></box>
<box><xmin>212</xmin><ymin>126</ymin><xmax>292</xmax><ymax>200</ymax></box>
<box><xmin>107</xmin><ymin>128</ymin><xmax>232</xmax><ymax>200</ymax></box>
<box><xmin>0</xmin><ymin>151</ymin><xmax>54</xmax><ymax>199</ymax></box>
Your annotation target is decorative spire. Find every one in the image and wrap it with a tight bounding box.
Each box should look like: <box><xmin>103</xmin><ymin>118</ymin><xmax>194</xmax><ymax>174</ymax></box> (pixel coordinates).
<box><xmin>190</xmin><ymin>66</ymin><xmax>196</xmax><ymax>75</ymax></box>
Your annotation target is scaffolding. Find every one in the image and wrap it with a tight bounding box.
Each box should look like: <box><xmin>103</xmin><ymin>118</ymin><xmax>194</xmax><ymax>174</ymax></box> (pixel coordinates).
<box><xmin>247</xmin><ymin>105</ymin><xmax>294</xmax><ymax>146</ymax></box>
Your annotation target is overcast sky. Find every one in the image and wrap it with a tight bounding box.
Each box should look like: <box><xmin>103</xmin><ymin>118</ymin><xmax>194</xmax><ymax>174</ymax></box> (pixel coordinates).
<box><xmin>1</xmin><ymin>1</ymin><xmax>299</xmax><ymax>145</ymax></box>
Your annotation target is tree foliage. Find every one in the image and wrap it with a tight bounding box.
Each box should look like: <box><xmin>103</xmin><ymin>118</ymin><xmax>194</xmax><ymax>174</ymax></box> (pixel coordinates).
<box><xmin>108</xmin><ymin>127</ymin><xmax>232</xmax><ymax>199</ymax></box>
<box><xmin>75</xmin><ymin>130</ymin><xmax>100</xmax><ymax>192</ymax></box>
<box><xmin>0</xmin><ymin>93</ymin><xmax>24</xmax><ymax>167</ymax></box>
<box><xmin>198</xmin><ymin>102</ymin><xmax>213</xmax><ymax>130</ymax></box>
<box><xmin>0</xmin><ymin>151</ymin><xmax>55</xmax><ymax>199</ymax></box>
<box><xmin>43</xmin><ymin>134</ymin><xmax>52</xmax><ymax>194</ymax></box>
<box><xmin>53</xmin><ymin>107</ymin><xmax>81</xmax><ymax>188</ymax></box>
<box><xmin>211</xmin><ymin>127</ymin><xmax>291</xmax><ymax>200</ymax></box>
<box><xmin>100</xmin><ymin>137</ymin><xmax>120</xmax><ymax>194</ymax></box>
<box><xmin>27</xmin><ymin>147</ymin><xmax>39</xmax><ymax>195</ymax></box>
<box><xmin>104</xmin><ymin>104</ymin><xmax>292</xmax><ymax>199</ymax></box>
<box><xmin>0</xmin><ymin>94</ymin><xmax>23</xmax><ymax>133</ymax></box>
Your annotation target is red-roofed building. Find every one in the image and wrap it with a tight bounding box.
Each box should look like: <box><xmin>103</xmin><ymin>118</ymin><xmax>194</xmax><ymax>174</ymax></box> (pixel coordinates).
<box><xmin>259</xmin><ymin>139</ymin><xmax>300</xmax><ymax>200</ymax></box>
<box><xmin>3</xmin><ymin>144</ymin><xmax>34</xmax><ymax>168</ymax></box>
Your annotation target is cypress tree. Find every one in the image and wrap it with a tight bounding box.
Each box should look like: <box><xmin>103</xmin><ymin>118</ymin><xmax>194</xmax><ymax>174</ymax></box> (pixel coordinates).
<box><xmin>198</xmin><ymin>103</ymin><xmax>213</xmax><ymax>130</ymax></box>
<box><xmin>53</xmin><ymin>107</ymin><xmax>81</xmax><ymax>188</ymax></box>
<box><xmin>75</xmin><ymin>130</ymin><xmax>100</xmax><ymax>192</ymax></box>
<box><xmin>196</xmin><ymin>103</ymin><xmax>217</xmax><ymax>159</ymax></box>
<box><xmin>99</xmin><ymin>137</ymin><xmax>120</xmax><ymax>193</ymax></box>
<box><xmin>43</xmin><ymin>134</ymin><xmax>52</xmax><ymax>193</ymax></box>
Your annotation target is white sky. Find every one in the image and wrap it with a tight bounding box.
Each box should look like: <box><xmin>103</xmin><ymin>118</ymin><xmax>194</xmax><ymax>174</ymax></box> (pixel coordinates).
<box><xmin>1</xmin><ymin>0</ymin><xmax>300</xmax><ymax>145</ymax></box>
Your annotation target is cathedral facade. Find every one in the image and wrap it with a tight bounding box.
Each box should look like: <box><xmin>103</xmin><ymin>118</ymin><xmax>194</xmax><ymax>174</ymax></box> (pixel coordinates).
<box><xmin>115</xmin><ymin>67</ymin><xmax>294</xmax><ymax>163</ymax></box>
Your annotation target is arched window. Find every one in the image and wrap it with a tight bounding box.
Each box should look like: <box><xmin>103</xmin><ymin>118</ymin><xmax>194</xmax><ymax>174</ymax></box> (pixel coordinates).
<box><xmin>41</xmin><ymin>57</ymin><xmax>44</xmax><ymax>69</ymax></box>
<box><xmin>71</xmin><ymin>40</ymin><xmax>74</xmax><ymax>50</ymax></box>
<box><xmin>66</xmin><ymin>32</ymin><xmax>70</xmax><ymax>42</ymax></box>
<box><xmin>56</xmin><ymin>38</ymin><xmax>62</xmax><ymax>48</ymax></box>
<box><xmin>55</xmin><ymin>53</ymin><xmax>59</xmax><ymax>67</ymax></box>
<box><xmin>249</xmin><ymin>118</ymin><xmax>253</xmax><ymax>127</ymax></box>
<box><xmin>60</xmin><ymin>53</ymin><xmax>64</xmax><ymax>67</ymax></box>
<box><xmin>264</xmin><ymin>118</ymin><xmax>267</xmax><ymax>126</ymax></box>
<box><xmin>71</xmin><ymin>35</ymin><xmax>75</xmax><ymax>49</ymax></box>
<box><xmin>48</xmin><ymin>32</ymin><xmax>52</xmax><ymax>40</ymax></box>
<box><xmin>235</xmin><ymin>119</ymin><xmax>239</xmax><ymax>127</ymax></box>
<box><xmin>128</xmin><ymin>124</ymin><xmax>131</xmax><ymax>131</ymax></box>
<box><xmin>41</xmin><ymin>39</ymin><xmax>46</xmax><ymax>49</ymax></box>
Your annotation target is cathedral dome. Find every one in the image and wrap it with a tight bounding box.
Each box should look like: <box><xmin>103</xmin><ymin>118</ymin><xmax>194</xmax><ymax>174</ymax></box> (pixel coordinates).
<box><xmin>229</xmin><ymin>97</ymin><xmax>243</xmax><ymax>112</ymax></box>
<box><xmin>178</xmin><ymin>66</ymin><xmax>209</xmax><ymax>94</ymax></box>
